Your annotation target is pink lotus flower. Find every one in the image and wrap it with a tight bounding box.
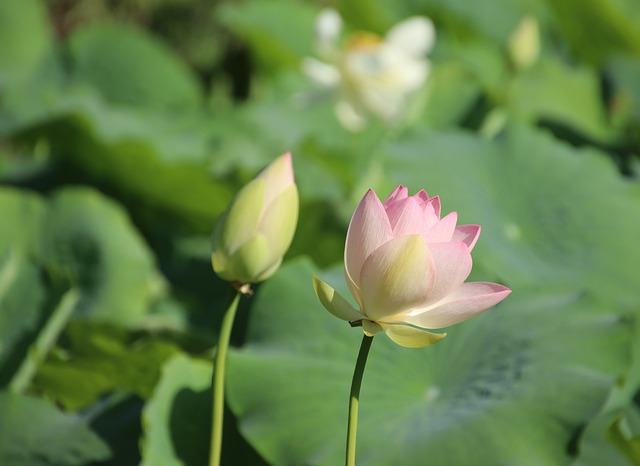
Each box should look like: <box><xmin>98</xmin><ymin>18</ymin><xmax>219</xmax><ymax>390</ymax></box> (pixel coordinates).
<box><xmin>313</xmin><ymin>186</ymin><xmax>511</xmax><ymax>348</ymax></box>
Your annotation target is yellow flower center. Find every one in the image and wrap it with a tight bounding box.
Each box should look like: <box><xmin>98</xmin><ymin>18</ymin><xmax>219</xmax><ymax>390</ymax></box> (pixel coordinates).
<box><xmin>345</xmin><ymin>32</ymin><xmax>382</xmax><ymax>51</ymax></box>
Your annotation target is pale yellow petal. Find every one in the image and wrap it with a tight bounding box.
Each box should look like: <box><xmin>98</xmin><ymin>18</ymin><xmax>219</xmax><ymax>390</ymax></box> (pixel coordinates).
<box><xmin>256</xmin><ymin>152</ymin><xmax>295</xmax><ymax>207</ymax></box>
<box><xmin>359</xmin><ymin>235</ymin><xmax>434</xmax><ymax>321</ymax></box>
<box><xmin>362</xmin><ymin>320</ymin><xmax>384</xmax><ymax>336</ymax></box>
<box><xmin>214</xmin><ymin>179</ymin><xmax>264</xmax><ymax>255</ymax></box>
<box><xmin>383</xmin><ymin>324</ymin><xmax>446</xmax><ymax>348</ymax></box>
<box><xmin>259</xmin><ymin>184</ymin><xmax>299</xmax><ymax>260</ymax></box>
<box><xmin>313</xmin><ymin>275</ymin><xmax>363</xmax><ymax>322</ymax></box>
<box><xmin>223</xmin><ymin>234</ymin><xmax>273</xmax><ymax>284</ymax></box>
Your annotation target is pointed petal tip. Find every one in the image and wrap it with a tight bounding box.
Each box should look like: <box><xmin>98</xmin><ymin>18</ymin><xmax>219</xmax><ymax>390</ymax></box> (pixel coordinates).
<box><xmin>383</xmin><ymin>185</ymin><xmax>411</xmax><ymax>205</ymax></box>
<box><xmin>453</xmin><ymin>224</ymin><xmax>481</xmax><ymax>251</ymax></box>
<box><xmin>280</xmin><ymin>151</ymin><xmax>294</xmax><ymax>175</ymax></box>
<box><xmin>405</xmin><ymin>281</ymin><xmax>513</xmax><ymax>329</ymax></box>
<box><xmin>488</xmin><ymin>283</ymin><xmax>512</xmax><ymax>297</ymax></box>
<box><xmin>364</xmin><ymin>188</ymin><xmax>378</xmax><ymax>199</ymax></box>
<box><xmin>415</xmin><ymin>189</ymin><xmax>429</xmax><ymax>201</ymax></box>
<box><xmin>486</xmin><ymin>285</ymin><xmax>512</xmax><ymax>307</ymax></box>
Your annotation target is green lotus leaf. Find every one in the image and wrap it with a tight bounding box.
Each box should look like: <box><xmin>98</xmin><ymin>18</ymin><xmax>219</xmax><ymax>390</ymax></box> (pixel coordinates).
<box><xmin>67</xmin><ymin>22</ymin><xmax>202</xmax><ymax>111</ymax></box>
<box><xmin>33</xmin><ymin>322</ymin><xmax>180</xmax><ymax>411</ymax></box>
<box><xmin>0</xmin><ymin>391</ymin><xmax>111</xmax><ymax>465</ymax></box>
<box><xmin>386</xmin><ymin>124</ymin><xmax>640</xmax><ymax>308</ymax></box>
<box><xmin>42</xmin><ymin>187</ymin><xmax>166</xmax><ymax>324</ymax></box>
<box><xmin>140</xmin><ymin>353</ymin><xmax>269</xmax><ymax>466</ymax></box>
<box><xmin>0</xmin><ymin>189</ymin><xmax>46</xmax><ymax>386</ymax></box>
<box><xmin>227</xmin><ymin>258</ymin><xmax>631</xmax><ymax>466</ymax></box>
<box><xmin>218</xmin><ymin>0</ymin><xmax>317</xmax><ymax>69</ymax></box>
<box><xmin>140</xmin><ymin>354</ymin><xmax>212</xmax><ymax>466</ymax></box>
<box><xmin>0</xmin><ymin>0</ymin><xmax>50</xmax><ymax>89</ymax></box>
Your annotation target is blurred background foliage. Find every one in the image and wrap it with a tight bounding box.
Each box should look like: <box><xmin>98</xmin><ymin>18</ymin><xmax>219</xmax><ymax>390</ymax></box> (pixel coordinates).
<box><xmin>1</xmin><ymin>0</ymin><xmax>640</xmax><ymax>465</ymax></box>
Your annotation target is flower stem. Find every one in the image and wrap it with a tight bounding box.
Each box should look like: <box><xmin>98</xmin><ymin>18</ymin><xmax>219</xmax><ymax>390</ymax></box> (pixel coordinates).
<box><xmin>209</xmin><ymin>290</ymin><xmax>241</xmax><ymax>466</ymax></box>
<box><xmin>9</xmin><ymin>288</ymin><xmax>80</xmax><ymax>393</ymax></box>
<box><xmin>346</xmin><ymin>334</ymin><xmax>374</xmax><ymax>466</ymax></box>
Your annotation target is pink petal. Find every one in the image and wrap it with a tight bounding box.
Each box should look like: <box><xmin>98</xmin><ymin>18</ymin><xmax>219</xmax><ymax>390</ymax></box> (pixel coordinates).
<box><xmin>384</xmin><ymin>196</ymin><xmax>429</xmax><ymax>237</ymax></box>
<box><xmin>414</xmin><ymin>189</ymin><xmax>430</xmax><ymax>203</ymax></box>
<box><xmin>344</xmin><ymin>190</ymin><xmax>393</xmax><ymax>294</ymax></box>
<box><xmin>453</xmin><ymin>224</ymin><xmax>481</xmax><ymax>251</ymax></box>
<box><xmin>422</xmin><ymin>196</ymin><xmax>441</xmax><ymax>228</ymax></box>
<box><xmin>405</xmin><ymin>282</ymin><xmax>512</xmax><ymax>329</ymax></box>
<box><xmin>359</xmin><ymin>235</ymin><xmax>435</xmax><ymax>321</ymax></box>
<box><xmin>426</xmin><ymin>196</ymin><xmax>441</xmax><ymax>217</ymax></box>
<box><xmin>383</xmin><ymin>185</ymin><xmax>408</xmax><ymax>207</ymax></box>
<box><xmin>424</xmin><ymin>211</ymin><xmax>458</xmax><ymax>243</ymax></box>
<box><xmin>422</xmin><ymin>242</ymin><xmax>473</xmax><ymax>306</ymax></box>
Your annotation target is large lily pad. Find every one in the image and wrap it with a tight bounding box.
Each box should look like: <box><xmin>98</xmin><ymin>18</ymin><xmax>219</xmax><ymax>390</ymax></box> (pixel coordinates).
<box><xmin>0</xmin><ymin>189</ymin><xmax>46</xmax><ymax>386</ymax></box>
<box><xmin>140</xmin><ymin>353</ymin><xmax>212</xmax><ymax>466</ymax></box>
<box><xmin>0</xmin><ymin>187</ymin><xmax>167</xmax><ymax>391</ymax></box>
<box><xmin>0</xmin><ymin>391</ymin><xmax>111</xmax><ymax>466</ymax></box>
<box><xmin>227</xmin><ymin>258</ymin><xmax>631</xmax><ymax>466</ymax></box>
<box><xmin>509</xmin><ymin>58</ymin><xmax>613</xmax><ymax>142</ymax></box>
<box><xmin>218</xmin><ymin>0</ymin><xmax>317</xmax><ymax>69</ymax></box>
<box><xmin>33</xmin><ymin>322</ymin><xmax>180</xmax><ymax>411</ymax></box>
<box><xmin>10</xmin><ymin>91</ymin><xmax>234</xmax><ymax>230</ymax></box>
<box><xmin>0</xmin><ymin>250</ymin><xmax>46</xmax><ymax>387</ymax></box>
<box><xmin>1</xmin><ymin>22</ymin><xmax>232</xmax><ymax>229</ymax></box>
<box><xmin>140</xmin><ymin>352</ymin><xmax>271</xmax><ymax>466</ymax></box>
<box><xmin>572</xmin><ymin>407</ymin><xmax>640</xmax><ymax>466</ymax></box>
<box><xmin>544</xmin><ymin>0</ymin><xmax>640</xmax><ymax>64</ymax></box>
<box><xmin>0</xmin><ymin>188</ymin><xmax>45</xmax><ymax>257</ymax></box>
<box><xmin>67</xmin><ymin>22</ymin><xmax>202</xmax><ymax>111</ymax></box>
<box><xmin>42</xmin><ymin>187</ymin><xmax>166</xmax><ymax>324</ymax></box>
<box><xmin>427</xmin><ymin>0</ymin><xmax>547</xmax><ymax>44</ymax></box>
<box><xmin>386</xmin><ymin>124</ymin><xmax>640</xmax><ymax>307</ymax></box>
<box><xmin>0</xmin><ymin>0</ymin><xmax>50</xmax><ymax>89</ymax></box>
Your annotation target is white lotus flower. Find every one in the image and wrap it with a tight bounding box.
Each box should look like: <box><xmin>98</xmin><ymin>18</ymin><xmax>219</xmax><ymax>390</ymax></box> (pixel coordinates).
<box><xmin>302</xmin><ymin>10</ymin><xmax>435</xmax><ymax>131</ymax></box>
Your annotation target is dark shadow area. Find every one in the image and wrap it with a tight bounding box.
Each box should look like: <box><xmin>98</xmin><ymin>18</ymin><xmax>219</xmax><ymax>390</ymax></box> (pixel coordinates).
<box><xmin>88</xmin><ymin>394</ymin><xmax>144</xmax><ymax>466</ymax></box>
<box><xmin>170</xmin><ymin>386</ymin><xmax>270</xmax><ymax>466</ymax></box>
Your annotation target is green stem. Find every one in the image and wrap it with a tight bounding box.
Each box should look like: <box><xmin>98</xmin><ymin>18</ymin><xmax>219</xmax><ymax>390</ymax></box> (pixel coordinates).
<box><xmin>209</xmin><ymin>290</ymin><xmax>241</xmax><ymax>466</ymax></box>
<box><xmin>9</xmin><ymin>288</ymin><xmax>80</xmax><ymax>393</ymax></box>
<box><xmin>346</xmin><ymin>334</ymin><xmax>374</xmax><ymax>466</ymax></box>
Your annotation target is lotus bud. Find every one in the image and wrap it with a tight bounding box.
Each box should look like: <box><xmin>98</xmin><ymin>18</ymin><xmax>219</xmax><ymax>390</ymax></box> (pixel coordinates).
<box><xmin>212</xmin><ymin>153</ymin><xmax>298</xmax><ymax>289</ymax></box>
<box><xmin>508</xmin><ymin>15</ymin><xmax>540</xmax><ymax>70</ymax></box>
